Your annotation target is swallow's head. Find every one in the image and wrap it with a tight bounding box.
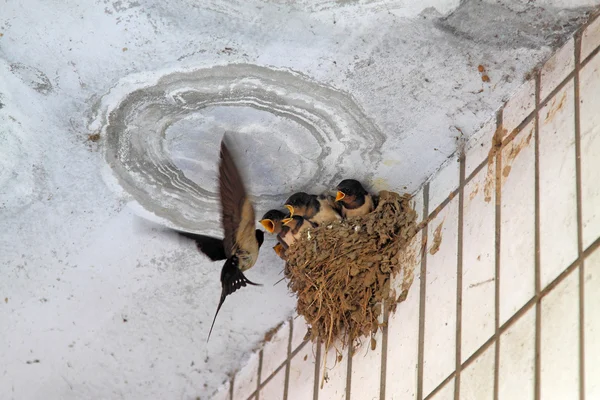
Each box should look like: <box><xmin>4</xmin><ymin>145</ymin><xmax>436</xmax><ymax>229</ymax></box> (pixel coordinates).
<box><xmin>336</xmin><ymin>179</ymin><xmax>368</xmax><ymax>204</ymax></box>
<box><xmin>260</xmin><ymin>209</ymin><xmax>288</xmax><ymax>234</ymax></box>
<box><xmin>285</xmin><ymin>192</ymin><xmax>315</xmax><ymax>217</ymax></box>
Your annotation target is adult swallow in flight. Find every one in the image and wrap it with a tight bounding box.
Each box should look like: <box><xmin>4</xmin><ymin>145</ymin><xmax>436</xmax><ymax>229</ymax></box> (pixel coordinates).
<box><xmin>175</xmin><ymin>139</ymin><xmax>264</xmax><ymax>341</ymax></box>
<box><xmin>284</xmin><ymin>192</ymin><xmax>341</xmax><ymax>226</ymax></box>
<box><xmin>335</xmin><ymin>179</ymin><xmax>375</xmax><ymax>218</ymax></box>
<box><xmin>281</xmin><ymin>215</ymin><xmax>317</xmax><ymax>247</ymax></box>
<box><xmin>259</xmin><ymin>209</ymin><xmax>289</xmax><ymax>235</ymax></box>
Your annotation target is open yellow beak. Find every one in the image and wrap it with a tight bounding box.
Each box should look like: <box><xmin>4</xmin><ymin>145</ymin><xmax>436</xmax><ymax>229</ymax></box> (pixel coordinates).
<box><xmin>282</xmin><ymin>217</ymin><xmax>293</xmax><ymax>226</ymax></box>
<box><xmin>273</xmin><ymin>243</ymin><xmax>284</xmax><ymax>257</ymax></box>
<box><xmin>284</xmin><ymin>205</ymin><xmax>294</xmax><ymax>216</ymax></box>
<box><xmin>335</xmin><ymin>191</ymin><xmax>346</xmax><ymax>202</ymax></box>
<box><xmin>260</xmin><ymin>219</ymin><xmax>275</xmax><ymax>234</ymax></box>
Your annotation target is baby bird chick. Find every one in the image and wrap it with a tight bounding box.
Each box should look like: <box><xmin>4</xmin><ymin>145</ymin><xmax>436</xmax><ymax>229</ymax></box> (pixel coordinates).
<box><xmin>335</xmin><ymin>179</ymin><xmax>375</xmax><ymax>218</ymax></box>
<box><xmin>259</xmin><ymin>209</ymin><xmax>288</xmax><ymax>235</ymax></box>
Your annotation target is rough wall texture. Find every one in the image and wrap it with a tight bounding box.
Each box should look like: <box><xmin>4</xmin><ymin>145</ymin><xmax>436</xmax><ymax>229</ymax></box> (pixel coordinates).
<box><xmin>1</xmin><ymin>1</ymin><xmax>598</xmax><ymax>398</ymax></box>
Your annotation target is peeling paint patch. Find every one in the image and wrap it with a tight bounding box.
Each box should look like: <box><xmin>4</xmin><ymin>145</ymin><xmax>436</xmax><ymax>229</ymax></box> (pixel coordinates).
<box><xmin>9</xmin><ymin>63</ymin><xmax>53</xmax><ymax>95</ymax></box>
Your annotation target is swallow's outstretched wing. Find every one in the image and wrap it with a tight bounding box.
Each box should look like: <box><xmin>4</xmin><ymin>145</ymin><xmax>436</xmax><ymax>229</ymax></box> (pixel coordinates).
<box><xmin>218</xmin><ymin>140</ymin><xmax>257</xmax><ymax>257</ymax></box>
<box><xmin>174</xmin><ymin>230</ymin><xmax>227</xmax><ymax>261</ymax></box>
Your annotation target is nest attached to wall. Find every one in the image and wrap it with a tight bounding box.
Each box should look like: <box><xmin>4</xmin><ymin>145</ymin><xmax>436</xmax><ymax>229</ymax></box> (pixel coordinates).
<box><xmin>284</xmin><ymin>190</ymin><xmax>418</xmax><ymax>350</ymax></box>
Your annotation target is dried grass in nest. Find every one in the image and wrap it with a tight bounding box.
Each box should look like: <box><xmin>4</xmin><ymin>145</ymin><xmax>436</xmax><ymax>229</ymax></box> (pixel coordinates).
<box><xmin>285</xmin><ymin>190</ymin><xmax>418</xmax><ymax>352</ymax></box>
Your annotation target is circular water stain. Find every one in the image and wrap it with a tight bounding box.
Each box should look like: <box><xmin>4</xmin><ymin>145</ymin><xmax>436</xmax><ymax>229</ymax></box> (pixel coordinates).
<box><xmin>165</xmin><ymin>106</ymin><xmax>321</xmax><ymax>195</ymax></box>
<box><xmin>101</xmin><ymin>64</ymin><xmax>385</xmax><ymax>233</ymax></box>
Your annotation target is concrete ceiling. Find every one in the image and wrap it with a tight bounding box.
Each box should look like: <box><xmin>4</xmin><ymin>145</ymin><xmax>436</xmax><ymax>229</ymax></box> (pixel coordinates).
<box><xmin>1</xmin><ymin>0</ymin><xmax>598</xmax><ymax>398</ymax></box>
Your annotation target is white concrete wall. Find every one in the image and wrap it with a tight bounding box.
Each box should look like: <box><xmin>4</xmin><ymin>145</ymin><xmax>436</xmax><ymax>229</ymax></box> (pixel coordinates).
<box><xmin>2</xmin><ymin>1</ymin><xmax>599</xmax><ymax>399</ymax></box>
<box><xmin>214</xmin><ymin>14</ymin><xmax>600</xmax><ymax>399</ymax></box>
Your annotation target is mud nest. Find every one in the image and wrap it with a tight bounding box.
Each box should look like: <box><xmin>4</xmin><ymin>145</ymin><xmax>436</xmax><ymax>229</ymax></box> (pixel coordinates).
<box><xmin>285</xmin><ymin>190</ymin><xmax>418</xmax><ymax>350</ymax></box>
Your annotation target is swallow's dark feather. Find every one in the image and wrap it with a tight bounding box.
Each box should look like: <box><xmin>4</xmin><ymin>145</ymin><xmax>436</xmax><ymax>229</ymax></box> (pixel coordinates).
<box><xmin>255</xmin><ymin>229</ymin><xmax>265</xmax><ymax>247</ymax></box>
<box><xmin>207</xmin><ymin>255</ymin><xmax>261</xmax><ymax>340</ymax></box>
<box><xmin>218</xmin><ymin>141</ymin><xmax>252</xmax><ymax>258</ymax></box>
<box><xmin>175</xmin><ymin>231</ymin><xmax>227</xmax><ymax>261</ymax></box>
<box><xmin>176</xmin><ymin>230</ymin><xmax>264</xmax><ymax>262</ymax></box>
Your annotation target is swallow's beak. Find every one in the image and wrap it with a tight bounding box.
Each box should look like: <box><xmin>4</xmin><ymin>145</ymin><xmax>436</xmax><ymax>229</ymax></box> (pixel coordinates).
<box><xmin>260</xmin><ymin>219</ymin><xmax>275</xmax><ymax>234</ymax></box>
<box><xmin>282</xmin><ymin>217</ymin><xmax>293</xmax><ymax>226</ymax></box>
<box><xmin>335</xmin><ymin>191</ymin><xmax>345</xmax><ymax>202</ymax></box>
<box><xmin>273</xmin><ymin>243</ymin><xmax>285</xmax><ymax>258</ymax></box>
<box><xmin>284</xmin><ymin>205</ymin><xmax>294</xmax><ymax>216</ymax></box>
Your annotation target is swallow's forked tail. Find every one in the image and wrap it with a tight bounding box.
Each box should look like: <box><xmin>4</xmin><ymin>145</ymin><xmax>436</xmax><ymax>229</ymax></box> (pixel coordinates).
<box><xmin>206</xmin><ymin>260</ymin><xmax>261</xmax><ymax>342</ymax></box>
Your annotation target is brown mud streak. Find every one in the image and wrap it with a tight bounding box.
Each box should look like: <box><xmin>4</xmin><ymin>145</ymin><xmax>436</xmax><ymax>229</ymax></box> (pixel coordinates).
<box><xmin>263</xmin><ymin>321</ymin><xmax>284</xmax><ymax>343</ymax></box>
<box><xmin>544</xmin><ymin>90</ymin><xmax>567</xmax><ymax>123</ymax></box>
<box><xmin>502</xmin><ymin>128</ymin><xmax>534</xmax><ymax>181</ymax></box>
<box><xmin>469</xmin><ymin>182</ymin><xmax>480</xmax><ymax>201</ymax></box>
<box><xmin>429</xmin><ymin>221</ymin><xmax>444</xmax><ymax>255</ymax></box>
<box><xmin>483</xmin><ymin>124</ymin><xmax>506</xmax><ymax>203</ymax></box>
